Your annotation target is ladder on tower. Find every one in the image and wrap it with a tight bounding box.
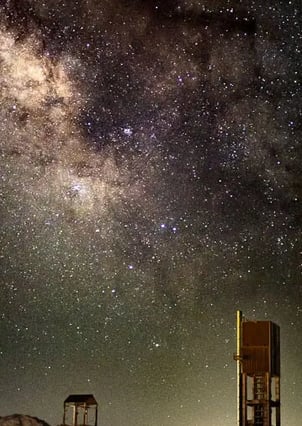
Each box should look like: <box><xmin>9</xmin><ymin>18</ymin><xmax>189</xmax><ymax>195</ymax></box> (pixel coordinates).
<box><xmin>254</xmin><ymin>375</ymin><xmax>268</xmax><ymax>426</ymax></box>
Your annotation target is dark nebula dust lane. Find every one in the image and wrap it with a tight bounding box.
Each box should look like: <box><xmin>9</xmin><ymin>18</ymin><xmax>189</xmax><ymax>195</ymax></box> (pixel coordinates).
<box><xmin>0</xmin><ymin>1</ymin><xmax>301</xmax><ymax>425</ymax></box>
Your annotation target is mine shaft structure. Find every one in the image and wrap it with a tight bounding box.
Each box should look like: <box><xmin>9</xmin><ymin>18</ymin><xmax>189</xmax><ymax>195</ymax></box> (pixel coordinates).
<box><xmin>234</xmin><ymin>311</ymin><xmax>280</xmax><ymax>426</ymax></box>
<box><xmin>63</xmin><ymin>394</ymin><xmax>98</xmax><ymax>426</ymax></box>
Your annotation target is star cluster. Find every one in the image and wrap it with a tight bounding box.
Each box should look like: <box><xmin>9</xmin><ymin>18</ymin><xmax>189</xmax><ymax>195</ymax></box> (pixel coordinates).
<box><xmin>0</xmin><ymin>1</ymin><xmax>301</xmax><ymax>425</ymax></box>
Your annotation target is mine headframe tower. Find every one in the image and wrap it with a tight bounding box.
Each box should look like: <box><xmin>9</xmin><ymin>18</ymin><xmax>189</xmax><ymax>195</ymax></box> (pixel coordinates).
<box><xmin>234</xmin><ymin>311</ymin><xmax>280</xmax><ymax>426</ymax></box>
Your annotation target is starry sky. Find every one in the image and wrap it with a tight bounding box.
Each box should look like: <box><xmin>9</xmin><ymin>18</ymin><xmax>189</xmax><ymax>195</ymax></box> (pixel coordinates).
<box><xmin>0</xmin><ymin>1</ymin><xmax>301</xmax><ymax>425</ymax></box>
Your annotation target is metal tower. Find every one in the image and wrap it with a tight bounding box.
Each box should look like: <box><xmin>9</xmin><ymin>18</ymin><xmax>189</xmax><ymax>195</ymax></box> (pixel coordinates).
<box><xmin>234</xmin><ymin>311</ymin><xmax>280</xmax><ymax>426</ymax></box>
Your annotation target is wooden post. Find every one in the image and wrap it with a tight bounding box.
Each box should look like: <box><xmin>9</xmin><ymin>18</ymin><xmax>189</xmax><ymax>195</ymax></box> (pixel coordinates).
<box><xmin>236</xmin><ymin>310</ymin><xmax>242</xmax><ymax>426</ymax></box>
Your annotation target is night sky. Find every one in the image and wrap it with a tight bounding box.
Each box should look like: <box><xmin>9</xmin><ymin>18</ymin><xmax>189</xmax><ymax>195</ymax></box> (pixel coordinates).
<box><xmin>0</xmin><ymin>1</ymin><xmax>301</xmax><ymax>425</ymax></box>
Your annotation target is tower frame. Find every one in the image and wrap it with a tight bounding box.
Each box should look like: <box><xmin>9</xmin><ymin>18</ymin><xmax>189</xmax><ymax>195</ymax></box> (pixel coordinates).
<box><xmin>235</xmin><ymin>311</ymin><xmax>280</xmax><ymax>426</ymax></box>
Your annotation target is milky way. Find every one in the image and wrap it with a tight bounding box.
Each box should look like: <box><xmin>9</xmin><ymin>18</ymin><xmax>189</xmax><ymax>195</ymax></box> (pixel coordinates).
<box><xmin>0</xmin><ymin>1</ymin><xmax>301</xmax><ymax>425</ymax></box>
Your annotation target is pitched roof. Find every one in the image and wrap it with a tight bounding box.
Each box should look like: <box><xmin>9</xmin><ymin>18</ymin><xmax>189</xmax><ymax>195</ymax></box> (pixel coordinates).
<box><xmin>64</xmin><ymin>394</ymin><xmax>97</xmax><ymax>405</ymax></box>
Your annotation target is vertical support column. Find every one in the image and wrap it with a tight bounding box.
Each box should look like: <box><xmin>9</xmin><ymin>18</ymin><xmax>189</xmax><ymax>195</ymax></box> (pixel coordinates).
<box><xmin>83</xmin><ymin>405</ymin><xmax>88</xmax><ymax>426</ymax></box>
<box><xmin>72</xmin><ymin>405</ymin><xmax>78</xmax><ymax>426</ymax></box>
<box><xmin>242</xmin><ymin>373</ymin><xmax>247</xmax><ymax>426</ymax></box>
<box><xmin>266</xmin><ymin>372</ymin><xmax>271</xmax><ymax>426</ymax></box>
<box><xmin>275</xmin><ymin>376</ymin><xmax>281</xmax><ymax>426</ymax></box>
<box><xmin>236</xmin><ymin>310</ymin><xmax>242</xmax><ymax>426</ymax></box>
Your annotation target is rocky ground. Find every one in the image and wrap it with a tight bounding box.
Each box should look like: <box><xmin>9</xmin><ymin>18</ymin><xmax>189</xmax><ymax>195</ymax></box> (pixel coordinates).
<box><xmin>0</xmin><ymin>415</ymin><xmax>50</xmax><ymax>426</ymax></box>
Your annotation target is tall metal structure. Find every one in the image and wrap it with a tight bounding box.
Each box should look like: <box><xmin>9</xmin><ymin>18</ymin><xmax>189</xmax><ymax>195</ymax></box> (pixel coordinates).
<box><xmin>234</xmin><ymin>311</ymin><xmax>280</xmax><ymax>426</ymax></box>
<box><xmin>63</xmin><ymin>394</ymin><xmax>98</xmax><ymax>426</ymax></box>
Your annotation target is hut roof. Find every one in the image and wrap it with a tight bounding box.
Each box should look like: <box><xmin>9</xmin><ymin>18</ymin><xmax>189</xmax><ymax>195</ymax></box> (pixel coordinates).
<box><xmin>64</xmin><ymin>394</ymin><xmax>97</xmax><ymax>405</ymax></box>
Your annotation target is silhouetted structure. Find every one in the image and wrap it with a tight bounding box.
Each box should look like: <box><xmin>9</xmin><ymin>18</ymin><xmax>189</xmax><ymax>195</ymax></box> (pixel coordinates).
<box><xmin>63</xmin><ymin>395</ymin><xmax>98</xmax><ymax>426</ymax></box>
<box><xmin>234</xmin><ymin>311</ymin><xmax>280</xmax><ymax>426</ymax></box>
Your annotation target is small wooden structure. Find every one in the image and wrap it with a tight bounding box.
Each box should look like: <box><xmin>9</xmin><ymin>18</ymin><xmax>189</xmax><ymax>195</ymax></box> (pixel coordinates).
<box><xmin>234</xmin><ymin>311</ymin><xmax>280</xmax><ymax>426</ymax></box>
<box><xmin>63</xmin><ymin>394</ymin><xmax>98</xmax><ymax>426</ymax></box>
